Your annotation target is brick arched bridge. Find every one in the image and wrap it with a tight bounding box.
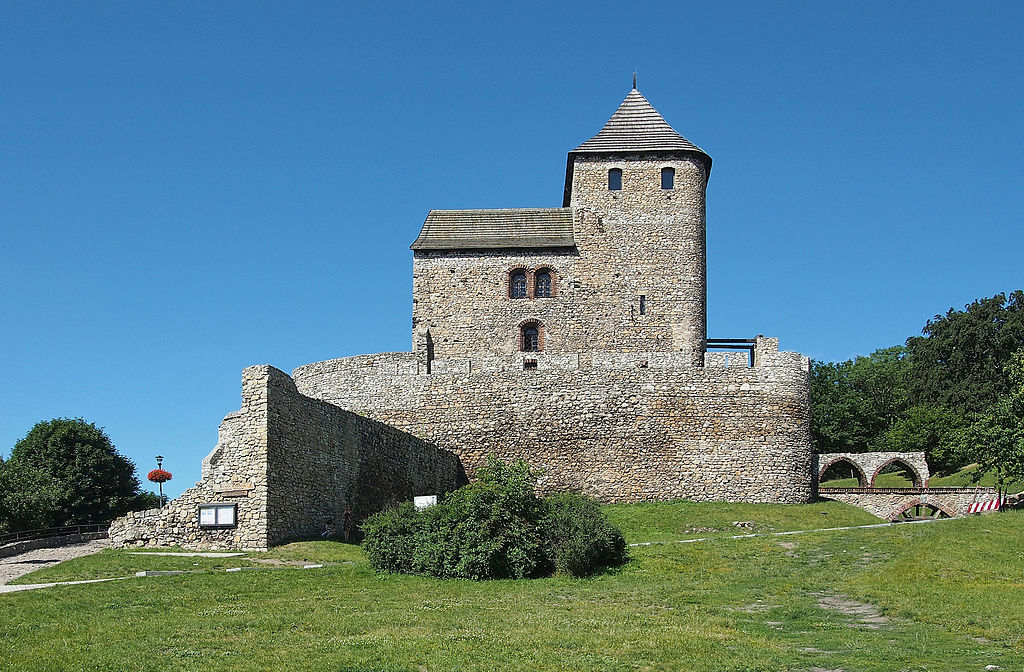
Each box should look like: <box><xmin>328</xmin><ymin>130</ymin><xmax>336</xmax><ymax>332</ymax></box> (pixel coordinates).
<box><xmin>814</xmin><ymin>452</ymin><xmax>999</xmax><ymax>520</ymax></box>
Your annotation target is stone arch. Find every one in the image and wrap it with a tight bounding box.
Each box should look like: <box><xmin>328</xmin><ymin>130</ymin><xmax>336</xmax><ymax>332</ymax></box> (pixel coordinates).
<box><xmin>871</xmin><ymin>457</ymin><xmax>924</xmax><ymax>488</ymax></box>
<box><xmin>817</xmin><ymin>456</ymin><xmax>869</xmax><ymax>488</ymax></box>
<box><xmin>889</xmin><ymin>498</ymin><xmax>955</xmax><ymax>521</ymax></box>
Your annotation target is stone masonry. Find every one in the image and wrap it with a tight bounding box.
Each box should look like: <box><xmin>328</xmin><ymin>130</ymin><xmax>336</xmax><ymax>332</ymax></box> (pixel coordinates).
<box><xmin>110</xmin><ymin>366</ymin><xmax>465</xmax><ymax>550</ymax></box>
<box><xmin>293</xmin><ymin>336</ymin><xmax>812</xmax><ymax>503</ymax></box>
<box><xmin>815</xmin><ymin>452</ymin><xmax>930</xmax><ymax>488</ymax></box>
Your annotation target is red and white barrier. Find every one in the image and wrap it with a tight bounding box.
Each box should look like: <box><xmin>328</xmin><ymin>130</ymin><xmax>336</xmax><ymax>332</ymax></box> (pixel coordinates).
<box><xmin>967</xmin><ymin>497</ymin><xmax>1004</xmax><ymax>514</ymax></box>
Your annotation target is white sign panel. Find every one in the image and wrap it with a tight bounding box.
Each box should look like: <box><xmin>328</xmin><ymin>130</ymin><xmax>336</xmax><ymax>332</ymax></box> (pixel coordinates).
<box><xmin>199</xmin><ymin>506</ymin><xmax>217</xmax><ymax>526</ymax></box>
<box><xmin>414</xmin><ymin>495</ymin><xmax>438</xmax><ymax>510</ymax></box>
<box><xmin>216</xmin><ymin>505</ymin><xmax>236</xmax><ymax>526</ymax></box>
<box><xmin>198</xmin><ymin>504</ymin><xmax>237</xmax><ymax>528</ymax></box>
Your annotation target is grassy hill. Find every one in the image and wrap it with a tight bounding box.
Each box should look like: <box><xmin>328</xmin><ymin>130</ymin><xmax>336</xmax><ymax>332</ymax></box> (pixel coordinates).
<box><xmin>1</xmin><ymin>500</ymin><xmax>1021</xmax><ymax>671</ymax></box>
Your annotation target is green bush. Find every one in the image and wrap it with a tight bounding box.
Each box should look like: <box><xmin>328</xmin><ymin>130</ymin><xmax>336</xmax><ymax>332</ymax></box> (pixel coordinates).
<box><xmin>361</xmin><ymin>457</ymin><xmax>627</xmax><ymax>580</ymax></box>
<box><xmin>360</xmin><ymin>501</ymin><xmax>420</xmax><ymax>574</ymax></box>
<box><xmin>542</xmin><ymin>492</ymin><xmax>627</xmax><ymax>577</ymax></box>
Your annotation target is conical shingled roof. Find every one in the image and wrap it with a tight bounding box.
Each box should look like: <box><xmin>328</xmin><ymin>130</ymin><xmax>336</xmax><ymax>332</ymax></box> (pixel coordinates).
<box><xmin>572</xmin><ymin>88</ymin><xmax>709</xmax><ymax>157</ymax></box>
<box><xmin>563</xmin><ymin>87</ymin><xmax>711</xmax><ymax>205</ymax></box>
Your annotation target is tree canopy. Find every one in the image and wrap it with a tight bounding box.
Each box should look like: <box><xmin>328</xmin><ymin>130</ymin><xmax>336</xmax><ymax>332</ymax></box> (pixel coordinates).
<box><xmin>905</xmin><ymin>290</ymin><xmax>1024</xmax><ymax>413</ymax></box>
<box><xmin>0</xmin><ymin>418</ymin><xmax>153</xmax><ymax>533</ymax></box>
<box><xmin>811</xmin><ymin>290</ymin><xmax>1024</xmax><ymax>481</ymax></box>
<box><xmin>810</xmin><ymin>346</ymin><xmax>910</xmax><ymax>453</ymax></box>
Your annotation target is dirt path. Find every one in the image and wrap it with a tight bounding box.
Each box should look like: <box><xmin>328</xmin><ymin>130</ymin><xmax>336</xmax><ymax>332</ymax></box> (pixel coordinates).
<box><xmin>0</xmin><ymin>539</ymin><xmax>108</xmax><ymax>586</ymax></box>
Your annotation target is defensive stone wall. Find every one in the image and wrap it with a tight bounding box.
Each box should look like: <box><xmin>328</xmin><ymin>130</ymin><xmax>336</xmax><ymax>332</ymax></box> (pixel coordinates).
<box><xmin>110</xmin><ymin>365</ymin><xmax>465</xmax><ymax>550</ymax></box>
<box><xmin>293</xmin><ymin>337</ymin><xmax>812</xmax><ymax>504</ymax></box>
<box><xmin>264</xmin><ymin>366</ymin><xmax>466</xmax><ymax>545</ymax></box>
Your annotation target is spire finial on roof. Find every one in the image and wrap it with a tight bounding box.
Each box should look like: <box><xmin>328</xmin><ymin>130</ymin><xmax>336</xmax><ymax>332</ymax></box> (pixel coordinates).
<box><xmin>632</xmin><ymin>70</ymin><xmax>637</xmax><ymax>89</ymax></box>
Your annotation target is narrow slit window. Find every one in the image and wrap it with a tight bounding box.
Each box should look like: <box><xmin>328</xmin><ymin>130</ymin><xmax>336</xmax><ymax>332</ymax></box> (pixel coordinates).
<box><xmin>661</xmin><ymin>167</ymin><xmax>675</xmax><ymax>190</ymax></box>
<box><xmin>535</xmin><ymin>271</ymin><xmax>551</xmax><ymax>298</ymax></box>
<box><xmin>510</xmin><ymin>272</ymin><xmax>527</xmax><ymax>299</ymax></box>
<box><xmin>608</xmin><ymin>168</ymin><xmax>622</xmax><ymax>191</ymax></box>
<box><xmin>639</xmin><ymin>295</ymin><xmax>646</xmax><ymax>315</ymax></box>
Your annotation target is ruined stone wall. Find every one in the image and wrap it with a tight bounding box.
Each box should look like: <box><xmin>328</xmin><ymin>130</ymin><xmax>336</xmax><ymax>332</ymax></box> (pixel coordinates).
<box><xmin>294</xmin><ymin>339</ymin><xmax>812</xmax><ymax>504</ymax></box>
<box><xmin>110</xmin><ymin>365</ymin><xmax>466</xmax><ymax>550</ymax></box>
<box><xmin>110</xmin><ymin>365</ymin><xmax>273</xmax><ymax>550</ymax></box>
<box><xmin>264</xmin><ymin>367</ymin><xmax>466</xmax><ymax>545</ymax></box>
<box><xmin>815</xmin><ymin>452</ymin><xmax>930</xmax><ymax>487</ymax></box>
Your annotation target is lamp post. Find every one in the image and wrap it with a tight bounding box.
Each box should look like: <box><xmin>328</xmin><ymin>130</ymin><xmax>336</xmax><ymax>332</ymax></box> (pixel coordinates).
<box><xmin>155</xmin><ymin>455</ymin><xmax>165</xmax><ymax>507</ymax></box>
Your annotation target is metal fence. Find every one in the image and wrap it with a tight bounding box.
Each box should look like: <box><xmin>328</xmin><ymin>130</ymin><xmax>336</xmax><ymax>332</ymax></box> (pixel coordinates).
<box><xmin>0</xmin><ymin>523</ymin><xmax>110</xmax><ymax>546</ymax></box>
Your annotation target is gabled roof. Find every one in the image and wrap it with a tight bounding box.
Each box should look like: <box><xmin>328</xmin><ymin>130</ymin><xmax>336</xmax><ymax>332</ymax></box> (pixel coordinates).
<box><xmin>410</xmin><ymin>208</ymin><xmax>575</xmax><ymax>251</ymax></box>
<box><xmin>563</xmin><ymin>88</ymin><xmax>711</xmax><ymax>205</ymax></box>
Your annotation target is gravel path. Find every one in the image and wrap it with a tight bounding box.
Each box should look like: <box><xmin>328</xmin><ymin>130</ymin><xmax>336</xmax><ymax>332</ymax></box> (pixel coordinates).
<box><xmin>0</xmin><ymin>539</ymin><xmax>109</xmax><ymax>586</ymax></box>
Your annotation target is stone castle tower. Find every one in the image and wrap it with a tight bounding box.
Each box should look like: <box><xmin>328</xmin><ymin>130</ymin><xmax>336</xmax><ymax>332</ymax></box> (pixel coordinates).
<box><xmin>410</xmin><ymin>86</ymin><xmax>711</xmax><ymax>368</ymax></box>
<box><xmin>564</xmin><ymin>87</ymin><xmax>711</xmax><ymax>366</ymax></box>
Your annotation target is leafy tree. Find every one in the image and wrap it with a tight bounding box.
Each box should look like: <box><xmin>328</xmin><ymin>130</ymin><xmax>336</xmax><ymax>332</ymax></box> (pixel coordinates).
<box><xmin>905</xmin><ymin>291</ymin><xmax>1024</xmax><ymax>413</ymax></box>
<box><xmin>958</xmin><ymin>399</ymin><xmax>1024</xmax><ymax>492</ymax></box>
<box><xmin>882</xmin><ymin>405</ymin><xmax>967</xmax><ymax>474</ymax></box>
<box><xmin>0</xmin><ymin>419</ymin><xmax>150</xmax><ymax>532</ymax></box>
<box><xmin>810</xmin><ymin>346</ymin><xmax>910</xmax><ymax>453</ymax></box>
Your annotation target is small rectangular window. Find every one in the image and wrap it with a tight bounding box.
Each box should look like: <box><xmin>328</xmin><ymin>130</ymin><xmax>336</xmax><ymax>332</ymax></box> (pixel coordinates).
<box><xmin>639</xmin><ymin>295</ymin><xmax>646</xmax><ymax>315</ymax></box>
<box><xmin>523</xmin><ymin>359</ymin><xmax>538</xmax><ymax>370</ymax></box>
<box><xmin>608</xmin><ymin>168</ymin><xmax>622</xmax><ymax>191</ymax></box>
<box><xmin>661</xmin><ymin>167</ymin><xmax>675</xmax><ymax>190</ymax></box>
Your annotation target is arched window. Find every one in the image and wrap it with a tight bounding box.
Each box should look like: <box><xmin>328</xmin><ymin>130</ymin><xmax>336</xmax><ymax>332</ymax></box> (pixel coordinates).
<box><xmin>510</xmin><ymin>271</ymin><xmax>527</xmax><ymax>299</ymax></box>
<box><xmin>520</xmin><ymin>322</ymin><xmax>541</xmax><ymax>352</ymax></box>
<box><xmin>535</xmin><ymin>270</ymin><xmax>552</xmax><ymax>298</ymax></box>
<box><xmin>661</xmin><ymin>167</ymin><xmax>675</xmax><ymax>190</ymax></box>
<box><xmin>608</xmin><ymin>168</ymin><xmax>622</xmax><ymax>191</ymax></box>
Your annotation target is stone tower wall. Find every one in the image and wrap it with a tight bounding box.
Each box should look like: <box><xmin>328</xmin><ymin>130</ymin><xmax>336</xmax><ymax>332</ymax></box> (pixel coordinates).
<box><xmin>569</xmin><ymin>154</ymin><xmax>707</xmax><ymax>365</ymax></box>
<box><xmin>410</xmin><ymin>155</ymin><xmax>707</xmax><ymax>367</ymax></box>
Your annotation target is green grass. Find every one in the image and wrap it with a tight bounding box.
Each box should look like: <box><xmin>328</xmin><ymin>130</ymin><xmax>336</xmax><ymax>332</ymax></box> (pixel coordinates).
<box><xmin>8</xmin><ymin>549</ymin><xmax>262</xmax><ymax>585</ymax></box>
<box><xmin>602</xmin><ymin>498</ymin><xmax>882</xmax><ymax>543</ymax></box>
<box><xmin>2</xmin><ymin>503</ymin><xmax>1022</xmax><ymax>671</ymax></box>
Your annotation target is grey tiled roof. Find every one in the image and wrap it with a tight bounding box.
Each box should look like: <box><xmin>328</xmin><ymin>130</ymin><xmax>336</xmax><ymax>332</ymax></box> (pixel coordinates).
<box><xmin>572</xmin><ymin>88</ymin><xmax>708</xmax><ymax>157</ymax></box>
<box><xmin>410</xmin><ymin>208</ymin><xmax>575</xmax><ymax>250</ymax></box>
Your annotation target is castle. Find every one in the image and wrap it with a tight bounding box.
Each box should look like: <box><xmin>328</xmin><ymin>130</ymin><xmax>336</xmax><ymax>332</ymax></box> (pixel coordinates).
<box><xmin>110</xmin><ymin>86</ymin><xmax>813</xmax><ymax>550</ymax></box>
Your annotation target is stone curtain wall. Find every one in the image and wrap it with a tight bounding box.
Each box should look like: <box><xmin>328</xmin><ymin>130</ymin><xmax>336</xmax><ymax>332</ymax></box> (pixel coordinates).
<box><xmin>110</xmin><ymin>366</ymin><xmax>274</xmax><ymax>550</ymax></box>
<box><xmin>294</xmin><ymin>340</ymin><xmax>813</xmax><ymax>504</ymax></box>
<box><xmin>111</xmin><ymin>365</ymin><xmax>466</xmax><ymax>550</ymax></box>
<box><xmin>263</xmin><ymin>367</ymin><xmax>466</xmax><ymax>545</ymax></box>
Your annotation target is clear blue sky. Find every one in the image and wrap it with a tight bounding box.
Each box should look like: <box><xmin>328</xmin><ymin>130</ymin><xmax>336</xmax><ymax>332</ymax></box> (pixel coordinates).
<box><xmin>2</xmin><ymin>2</ymin><xmax>1021</xmax><ymax>497</ymax></box>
